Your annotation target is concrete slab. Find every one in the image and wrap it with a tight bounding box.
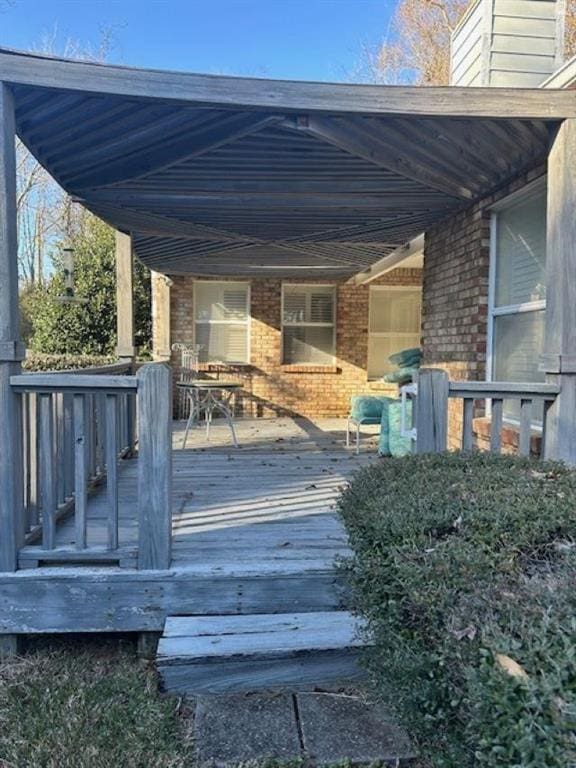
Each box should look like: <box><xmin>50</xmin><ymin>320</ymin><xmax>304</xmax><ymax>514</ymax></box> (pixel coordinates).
<box><xmin>297</xmin><ymin>692</ymin><xmax>413</xmax><ymax>764</ymax></box>
<box><xmin>194</xmin><ymin>692</ymin><xmax>301</xmax><ymax>766</ymax></box>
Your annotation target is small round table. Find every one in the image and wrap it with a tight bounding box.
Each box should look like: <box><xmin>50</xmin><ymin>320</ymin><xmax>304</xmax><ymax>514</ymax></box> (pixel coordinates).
<box><xmin>177</xmin><ymin>380</ymin><xmax>242</xmax><ymax>448</ymax></box>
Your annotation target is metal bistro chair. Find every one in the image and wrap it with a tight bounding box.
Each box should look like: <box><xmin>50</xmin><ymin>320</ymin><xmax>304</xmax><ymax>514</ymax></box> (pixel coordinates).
<box><xmin>172</xmin><ymin>343</ymin><xmax>202</xmax><ymax>419</ymax></box>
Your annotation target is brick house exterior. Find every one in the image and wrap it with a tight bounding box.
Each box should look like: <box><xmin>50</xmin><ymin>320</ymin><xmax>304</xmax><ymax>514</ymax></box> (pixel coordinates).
<box><xmin>153</xmin><ymin>268</ymin><xmax>422</xmax><ymax>419</ymax></box>
<box><xmin>421</xmin><ymin>162</ymin><xmax>546</xmax><ymax>451</ymax></box>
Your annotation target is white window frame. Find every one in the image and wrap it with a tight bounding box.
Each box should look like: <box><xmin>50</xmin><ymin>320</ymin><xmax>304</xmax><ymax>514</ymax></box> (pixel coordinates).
<box><xmin>487</xmin><ymin>177</ymin><xmax>547</xmax><ymax>423</ymax></box>
<box><xmin>193</xmin><ymin>280</ymin><xmax>251</xmax><ymax>364</ymax></box>
<box><xmin>367</xmin><ymin>285</ymin><xmax>423</xmax><ymax>381</ymax></box>
<box><xmin>281</xmin><ymin>283</ymin><xmax>336</xmax><ymax>365</ymax></box>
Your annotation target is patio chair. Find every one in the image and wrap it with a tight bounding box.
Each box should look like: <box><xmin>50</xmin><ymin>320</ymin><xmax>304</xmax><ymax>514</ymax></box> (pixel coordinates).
<box><xmin>346</xmin><ymin>395</ymin><xmax>394</xmax><ymax>454</ymax></box>
<box><xmin>171</xmin><ymin>343</ymin><xmax>202</xmax><ymax>419</ymax></box>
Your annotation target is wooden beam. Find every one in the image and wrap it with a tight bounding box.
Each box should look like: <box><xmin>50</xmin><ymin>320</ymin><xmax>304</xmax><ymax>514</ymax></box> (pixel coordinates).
<box><xmin>1</xmin><ymin>49</ymin><xmax>575</xmax><ymax>118</ymax></box>
<box><xmin>115</xmin><ymin>231</ymin><xmax>135</xmax><ymax>359</ymax></box>
<box><xmin>0</xmin><ymin>82</ymin><xmax>24</xmax><ymax>577</ymax></box>
<box><xmin>87</xmin><ymin>202</ymin><xmax>385</xmax><ymax>269</ymax></box>
<box><xmin>295</xmin><ymin>116</ymin><xmax>474</xmax><ymax>200</ymax></box>
<box><xmin>541</xmin><ymin>118</ymin><xmax>576</xmax><ymax>464</ymax></box>
<box><xmin>351</xmin><ymin>234</ymin><xmax>424</xmax><ymax>285</ymax></box>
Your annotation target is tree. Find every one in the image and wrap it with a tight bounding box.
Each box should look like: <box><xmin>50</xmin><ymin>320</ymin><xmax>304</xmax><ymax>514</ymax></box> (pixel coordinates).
<box><xmin>16</xmin><ymin>28</ymin><xmax>117</xmax><ymax>285</ymax></box>
<box><xmin>26</xmin><ymin>210</ymin><xmax>151</xmax><ymax>356</ymax></box>
<box><xmin>366</xmin><ymin>0</ymin><xmax>576</xmax><ymax>86</ymax></box>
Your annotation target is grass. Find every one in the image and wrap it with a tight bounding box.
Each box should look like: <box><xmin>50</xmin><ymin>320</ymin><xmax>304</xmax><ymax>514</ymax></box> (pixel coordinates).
<box><xmin>0</xmin><ymin>636</ymin><xmax>194</xmax><ymax>768</ymax></box>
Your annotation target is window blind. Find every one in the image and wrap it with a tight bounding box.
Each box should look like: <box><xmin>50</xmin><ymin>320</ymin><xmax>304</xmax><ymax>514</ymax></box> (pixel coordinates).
<box><xmin>368</xmin><ymin>288</ymin><xmax>422</xmax><ymax>379</ymax></box>
<box><xmin>282</xmin><ymin>285</ymin><xmax>335</xmax><ymax>365</ymax></box>
<box><xmin>194</xmin><ymin>281</ymin><xmax>249</xmax><ymax>363</ymax></box>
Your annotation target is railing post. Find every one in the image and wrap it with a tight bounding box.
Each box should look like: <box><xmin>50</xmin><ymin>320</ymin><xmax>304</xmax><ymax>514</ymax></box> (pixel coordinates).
<box><xmin>414</xmin><ymin>368</ymin><xmax>449</xmax><ymax>454</ymax></box>
<box><xmin>541</xmin><ymin>119</ymin><xmax>576</xmax><ymax>464</ymax></box>
<box><xmin>137</xmin><ymin>363</ymin><xmax>172</xmax><ymax>570</ymax></box>
<box><xmin>0</xmin><ymin>83</ymin><xmax>24</xmax><ymax>578</ymax></box>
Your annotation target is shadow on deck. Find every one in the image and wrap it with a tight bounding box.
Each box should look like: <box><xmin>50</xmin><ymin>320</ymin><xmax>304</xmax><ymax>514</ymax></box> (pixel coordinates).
<box><xmin>40</xmin><ymin>417</ymin><xmax>378</xmax><ymax>575</ymax></box>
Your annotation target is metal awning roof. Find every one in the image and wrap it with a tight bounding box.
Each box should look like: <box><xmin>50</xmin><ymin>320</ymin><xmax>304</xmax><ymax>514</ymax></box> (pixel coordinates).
<box><xmin>2</xmin><ymin>48</ymin><xmax>573</xmax><ymax>279</ymax></box>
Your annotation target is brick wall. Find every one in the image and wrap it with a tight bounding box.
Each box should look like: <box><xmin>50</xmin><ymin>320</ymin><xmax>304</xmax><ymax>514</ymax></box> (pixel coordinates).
<box><xmin>157</xmin><ymin>269</ymin><xmax>422</xmax><ymax>418</ymax></box>
<box><xmin>422</xmin><ymin>163</ymin><xmax>546</xmax><ymax>449</ymax></box>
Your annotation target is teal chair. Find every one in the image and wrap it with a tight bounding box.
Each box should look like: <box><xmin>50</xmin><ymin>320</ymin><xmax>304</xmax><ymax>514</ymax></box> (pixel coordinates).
<box><xmin>346</xmin><ymin>395</ymin><xmax>395</xmax><ymax>454</ymax></box>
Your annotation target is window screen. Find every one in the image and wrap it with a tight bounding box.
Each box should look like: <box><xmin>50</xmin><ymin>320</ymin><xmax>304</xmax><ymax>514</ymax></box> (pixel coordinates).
<box><xmin>194</xmin><ymin>281</ymin><xmax>249</xmax><ymax>363</ymax></box>
<box><xmin>368</xmin><ymin>287</ymin><xmax>422</xmax><ymax>379</ymax></box>
<box><xmin>282</xmin><ymin>285</ymin><xmax>335</xmax><ymax>364</ymax></box>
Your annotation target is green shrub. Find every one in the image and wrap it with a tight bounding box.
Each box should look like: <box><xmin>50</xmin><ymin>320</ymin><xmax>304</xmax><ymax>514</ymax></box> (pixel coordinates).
<box><xmin>338</xmin><ymin>452</ymin><xmax>576</xmax><ymax>767</ymax></box>
<box><xmin>23</xmin><ymin>352</ymin><xmax>116</xmax><ymax>372</ymax></box>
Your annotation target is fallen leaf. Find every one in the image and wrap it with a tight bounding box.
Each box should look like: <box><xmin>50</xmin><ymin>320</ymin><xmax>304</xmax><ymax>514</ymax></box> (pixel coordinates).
<box><xmin>496</xmin><ymin>654</ymin><xmax>529</xmax><ymax>680</ymax></box>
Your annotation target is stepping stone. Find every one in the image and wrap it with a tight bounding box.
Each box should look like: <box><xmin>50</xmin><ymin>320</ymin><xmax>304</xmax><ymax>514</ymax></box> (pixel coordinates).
<box><xmin>297</xmin><ymin>692</ymin><xmax>414</xmax><ymax>764</ymax></box>
<box><xmin>194</xmin><ymin>693</ymin><xmax>301</xmax><ymax>765</ymax></box>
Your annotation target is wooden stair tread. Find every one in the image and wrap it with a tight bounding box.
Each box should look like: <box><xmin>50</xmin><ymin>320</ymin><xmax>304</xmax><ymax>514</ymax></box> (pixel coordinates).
<box><xmin>158</xmin><ymin>611</ymin><xmax>367</xmax><ymax>663</ymax></box>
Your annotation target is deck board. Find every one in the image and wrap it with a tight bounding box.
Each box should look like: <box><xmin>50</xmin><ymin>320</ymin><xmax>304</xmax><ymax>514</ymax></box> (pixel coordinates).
<box><xmin>42</xmin><ymin>418</ymin><xmax>378</xmax><ymax>575</ymax></box>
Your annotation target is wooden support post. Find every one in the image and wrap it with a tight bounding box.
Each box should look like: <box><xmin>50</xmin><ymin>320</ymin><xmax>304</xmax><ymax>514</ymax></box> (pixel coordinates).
<box><xmin>151</xmin><ymin>271</ymin><xmax>172</xmax><ymax>362</ymax></box>
<box><xmin>0</xmin><ymin>83</ymin><xmax>24</xmax><ymax>578</ymax></box>
<box><xmin>137</xmin><ymin>631</ymin><xmax>161</xmax><ymax>659</ymax></box>
<box><xmin>542</xmin><ymin>119</ymin><xmax>576</xmax><ymax>464</ymax></box>
<box><xmin>137</xmin><ymin>364</ymin><xmax>172</xmax><ymax>570</ymax></box>
<box><xmin>116</xmin><ymin>231</ymin><xmax>135</xmax><ymax>360</ymax></box>
<box><xmin>415</xmin><ymin>368</ymin><xmax>449</xmax><ymax>454</ymax></box>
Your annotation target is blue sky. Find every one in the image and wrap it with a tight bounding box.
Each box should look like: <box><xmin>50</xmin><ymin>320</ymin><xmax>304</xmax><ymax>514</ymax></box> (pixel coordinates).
<box><xmin>0</xmin><ymin>0</ymin><xmax>397</xmax><ymax>82</ymax></box>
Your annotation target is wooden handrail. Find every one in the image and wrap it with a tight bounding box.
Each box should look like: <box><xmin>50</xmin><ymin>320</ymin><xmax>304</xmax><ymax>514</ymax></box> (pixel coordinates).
<box><xmin>448</xmin><ymin>381</ymin><xmax>560</xmax><ymax>399</ymax></box>
<box><xmin>10</xmin><ymin>373</ymin><xmax>138</xmax><ymax>392</ymax></box>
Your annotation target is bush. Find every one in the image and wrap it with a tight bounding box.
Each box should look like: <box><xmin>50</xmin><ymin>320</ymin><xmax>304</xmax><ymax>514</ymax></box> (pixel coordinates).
<box><xmin>338</xmin><ymin>452</ymin><xmax>576</xmax><ymax>767</ymax></box>
<box><xmin>23</xmin><ymin>352</ymin><xmax>116</xmax><ymax>372</ymax></box>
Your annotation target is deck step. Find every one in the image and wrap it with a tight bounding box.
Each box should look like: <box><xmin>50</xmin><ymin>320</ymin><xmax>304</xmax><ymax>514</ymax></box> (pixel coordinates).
<box><xmin>157</xmin><ymin>611</ymin><xmax>369</xmax><ymax>694</ymax></box>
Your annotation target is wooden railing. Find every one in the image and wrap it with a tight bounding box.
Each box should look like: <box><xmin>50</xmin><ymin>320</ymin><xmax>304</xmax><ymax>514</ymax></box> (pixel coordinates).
<box><xmin>8</xmin><ymin>362</ymin><xmax>172</xmax><ymax>570</ymax></box>
<box><xmin>407</xmin><ymin>369</ymin><xmax>560</xmax><ymax>458</ymax></box>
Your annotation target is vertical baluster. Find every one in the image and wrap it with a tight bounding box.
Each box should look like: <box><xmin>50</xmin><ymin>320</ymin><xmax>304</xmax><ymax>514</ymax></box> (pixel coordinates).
<box><xmin>22</xmin><ymin>392</ymin><xmax>30</xmax><ymax>532</ymax></box>
<box><xmin>85</xmin><ymin>394</ymin><xmax>93</xmax><ymax>480</ymax></box>
<box><xmin>63</xmin><ymin>394</ymin><xmax>74</xmax><ymax>499</ymax></box>
<box><xmin>518</xmin><ymin>398</ymin><xmax>532</xmax><ymax>457</ymax></box>
<box><xmin>55</xmin><ymin>392</ymin><xmax>66</xmax><ymax>504</ymax></box>
<box><xmin>28</xmin><ymin>392</ymin><xmax>39</xmax><ymax>529</ymax></box>
<box><xmin>121</xmin><ymin>394</ymin><xmax>127</xmax><ymax>452</ymax></box>
<box><xmin>541</xmin><ymin>399</ymin><xmax>554</xmax><ymax>460</ymax></box>
<box><xmin>106</xmin><ymin>394</ymin><xmax>119</xmax><ymax>550</ymax></box>
<box><xmin>490</xmin><ymin>398</ymin><xmax>503</xmax><ymax>454</ymax></box>
<box><xmin>127</xmin><ymin>390</ymin><xmax>136</xmax><ymax>455</ymax></box>
<box><xmin>462</xmin><ymin>398</ymin><xmax>474</xmax><ymax>451</ymax></box>
<box><xmin>39</xmin><ymin>393</ymin><xmax>56</xmax><ymax>549</ymax></box>
<box><xmin>95</xmin><ymin>393</ymin><xmax>105</xmax><ymax>475</ymax></box>
<box><xmin>73</xmin><ymin>394</ymin><xmax>88</xmax><ymax>550</ymax></box>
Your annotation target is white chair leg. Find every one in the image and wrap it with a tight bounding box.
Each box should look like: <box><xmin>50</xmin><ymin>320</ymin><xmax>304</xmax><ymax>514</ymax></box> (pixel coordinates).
<box><xmin>182</xmin><ymin>406</ymin><xmax>194</xmax><ymax>448</ymax></box>
<box><xmin>356</xmin><ymin>422</ymin><xmax>360</xmax><ymax>455</ymax></box>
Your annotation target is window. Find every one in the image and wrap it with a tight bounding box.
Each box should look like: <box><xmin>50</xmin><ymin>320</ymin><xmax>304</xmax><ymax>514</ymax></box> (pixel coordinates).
<box><xmin>194</xmin><ymin>281</ymin><xmax>250</xmax><ymax>363</ymax></box>
<box><xmin>282</xmin><ymin>285</ymin><xmax>335</xmax><ymax>365</ymax></box>
<box><xmin>489</xmin><ymin>180</ymin><xmax>547</xmax><ymax>421</ymax></box>
<box><xmin>368</xmin><ymin>286</ymin><xmax>422</xmax><ymax>379</ymax></box>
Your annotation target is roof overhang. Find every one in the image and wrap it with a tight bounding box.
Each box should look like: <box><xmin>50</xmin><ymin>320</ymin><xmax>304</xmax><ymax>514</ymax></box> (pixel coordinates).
<box><xmin>2</xmin><ymin>47</ymin><xmax>572</xmax><ymax>279</ymax></box>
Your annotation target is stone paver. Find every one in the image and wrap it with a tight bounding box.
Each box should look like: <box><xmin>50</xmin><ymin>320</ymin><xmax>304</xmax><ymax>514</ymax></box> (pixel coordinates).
<box><xmin>193</xmin><ymin>690</ymin><xmax>413</xmax><ymax>766</ymax></box>
<box><xmin>297</xmin><ymin>692</ymin><xmax>413</xmax><ymax>764</ymax></box>
<box><xmin>194</xmin><ymin>692</ymin><xmax>301</xmax><ymax>765</ymax></box>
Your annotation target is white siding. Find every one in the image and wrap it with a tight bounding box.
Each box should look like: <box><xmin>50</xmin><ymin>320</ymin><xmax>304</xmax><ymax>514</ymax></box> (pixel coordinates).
<box><xmin>451</xmin><ymin>0</ymin><xmax>564</xmax><ymax>87</ymax></box>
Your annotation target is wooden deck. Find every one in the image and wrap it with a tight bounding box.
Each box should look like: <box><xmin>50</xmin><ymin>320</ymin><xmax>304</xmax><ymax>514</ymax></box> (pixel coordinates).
<box><xmin>4</xmin><ymin>418</ymin><xmax>379</xmax><ymax>645</ymax></box>
<box><xmin>34</xmin><ymin>417</ymin><xmax>377</xmax><ymax>575</ymax></box>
